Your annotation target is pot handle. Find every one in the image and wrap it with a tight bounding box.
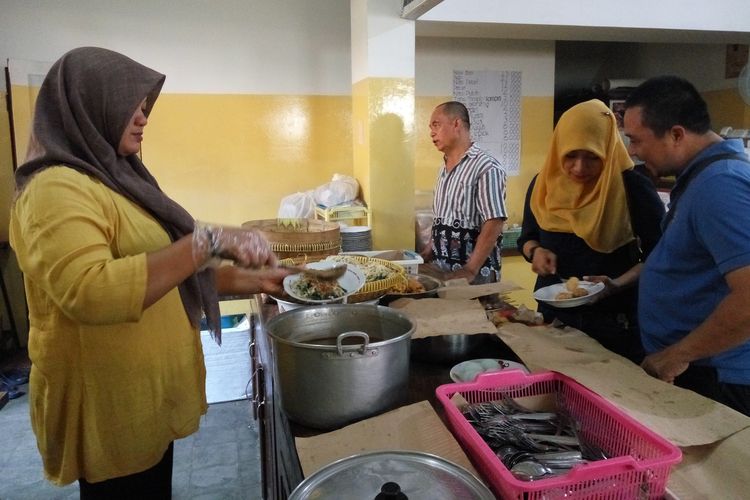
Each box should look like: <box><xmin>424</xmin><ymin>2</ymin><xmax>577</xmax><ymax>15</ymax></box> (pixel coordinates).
<box><xmin>336</xmin><ymin>331</ymin><xmax>370</xmax><ymax>356</ymax></box>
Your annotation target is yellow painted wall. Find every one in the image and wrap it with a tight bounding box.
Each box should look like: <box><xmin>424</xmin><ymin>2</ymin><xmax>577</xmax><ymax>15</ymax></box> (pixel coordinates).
<box><xmin>1</xmin><ymin>91</ymin><xmax>15</xmax><ymax>242</ymax></box>
<box><xmin>352</xmin><ymin>80</ymin><xmax>369</xmax><ymax>207</ymax></box>
<box><xmin>0</xmin><ymin>90</ymin><xmax>30</xmax><ymax>343</ymax></box>
<box><xmin>6</xmin><ymin>88</ymin><xmax>355</xmax><ymax>229</ymax></box>
<box><xmin>6</xmin><ymin>85</ymin><xmax>40</xmax><ymax>177</ymax></box>
<box><xmin>2</xmin><ymin>90</ymin><xmax>355</xmax><ymax>346</ymax></box>
<box><xmin>9</xmin><ymin>86</ymin><xmax>740</xmax><ymax>235</ymax></box>
<box><xmin>145</xmin><ymin>93</ymin><xmax>353</xmax><ymax>225</ymax></box>
<box><xmin>704</xmin><ymin>88</ymin><xmax>750</xmax><ymax>129</ymax></box>
<box><xmin>8</xmin><ymin>82</ymin><xmax>552</xmax><ymax>242</ymax></box>
<box><xmin>352</xmin><ymin>78</ymin><xmax>416</xmax><ymax>250</ymax></box>
<box><xmin>2</xmin><ymin>85</ymin><xmax>550</xmax><ymax>346</ymax></box>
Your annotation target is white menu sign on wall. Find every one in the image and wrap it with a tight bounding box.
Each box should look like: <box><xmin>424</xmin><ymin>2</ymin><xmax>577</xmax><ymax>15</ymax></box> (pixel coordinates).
<box><xmin>453</xmin><ymin>70</ymin><xmax>522</xmax><ymax>176</ymax></box>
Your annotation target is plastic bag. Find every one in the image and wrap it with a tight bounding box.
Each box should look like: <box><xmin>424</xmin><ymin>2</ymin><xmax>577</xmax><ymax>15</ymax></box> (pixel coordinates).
<box><xmin>277</xmin><ymin>190</ymin><xmax>316</xmax><ymax>219</ymax></box>
<box><xmin>314</xmin><ymin>174</ymin><xmax>359</xmax><ymax>207</ymax></box>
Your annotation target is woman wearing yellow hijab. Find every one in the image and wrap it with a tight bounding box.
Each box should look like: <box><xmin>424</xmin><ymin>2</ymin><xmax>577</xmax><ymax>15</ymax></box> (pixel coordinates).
<box><xmin>517</xmin><ymin>99</ymin><xmax>665</xmax><ymax>363</ymax></box>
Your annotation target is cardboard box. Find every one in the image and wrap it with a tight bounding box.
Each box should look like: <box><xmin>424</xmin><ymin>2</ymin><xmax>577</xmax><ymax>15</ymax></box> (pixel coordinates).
<box><xmin>200</xmin><ymin>315</ymin><xmax>251</xmax><ymax>404</ymax></box>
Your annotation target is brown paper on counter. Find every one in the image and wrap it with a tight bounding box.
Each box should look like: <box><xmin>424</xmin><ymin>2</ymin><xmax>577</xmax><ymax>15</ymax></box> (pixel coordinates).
<box><xmin>389</xmin><ymin>298</ymin><xmax>496</xmax><ymax>339</ymax></box>
<box><xmin>665</xmin><ymin>427</ymin><xmax>750</xmax><ymax>499</ymax></box>
<box><xmin>294</xmin><ymin>401</ymin><xmax>479</xmax><ymax>479</ymax></box>
<box><xmin>496</xmin><ymin>322</ymin><xmax>750</xmax><ymax>447</ymax></box>
<box><xmin>437</xmin><ymin>279</ymin><xmax>520</xmax><ymax>300</ymax></box>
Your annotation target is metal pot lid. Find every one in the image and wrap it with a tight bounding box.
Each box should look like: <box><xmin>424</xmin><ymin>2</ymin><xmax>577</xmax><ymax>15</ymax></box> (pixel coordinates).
<box><xmin>288</xmin><ymin>450</ymin><xmax>494</xmax><ymax>500</ymax></box>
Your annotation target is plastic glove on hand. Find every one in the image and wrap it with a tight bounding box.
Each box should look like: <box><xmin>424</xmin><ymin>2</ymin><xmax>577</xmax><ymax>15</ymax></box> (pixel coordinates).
<box><xmin>193</xmin><ymin>221</ymin><xmax>277</xmax><ymax>269</ymax></box>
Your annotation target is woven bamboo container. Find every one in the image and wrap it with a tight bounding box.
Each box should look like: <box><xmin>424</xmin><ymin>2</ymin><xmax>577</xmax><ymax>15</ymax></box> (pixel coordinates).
<box><xmin>324</xmin><ymin>255</ymin><xmax>407</xmax><ymax>303</ymax></box>
<box><xmin>241</xmin><ymin>218</ymin><xmax>340</xmax><ymax>263</ymax></box>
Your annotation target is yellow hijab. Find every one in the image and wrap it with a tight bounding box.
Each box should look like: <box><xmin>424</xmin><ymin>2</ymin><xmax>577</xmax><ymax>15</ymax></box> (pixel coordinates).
<box><xmin>530</xmin><ymin>99</ymin><xmax>635</xmax><ymax>253</ymax></box>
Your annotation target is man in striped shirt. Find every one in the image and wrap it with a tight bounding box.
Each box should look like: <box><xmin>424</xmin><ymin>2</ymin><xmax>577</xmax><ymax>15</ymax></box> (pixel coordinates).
<box><xmin>422</xmin><ymin>101</ymin><xmax>507</xmax><ymax>284</ymax></box>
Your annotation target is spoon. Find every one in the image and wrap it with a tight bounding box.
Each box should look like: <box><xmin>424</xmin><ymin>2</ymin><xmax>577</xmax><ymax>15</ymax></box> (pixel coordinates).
<box><xmin>301</xmin><ymin>262</ymin><xmax>348</xmax><ymax>280</ymax></box>
<box><xmin>510</xmin><ymin>460</ymin><xmax>553</xmax><ymax>481</ymax></box>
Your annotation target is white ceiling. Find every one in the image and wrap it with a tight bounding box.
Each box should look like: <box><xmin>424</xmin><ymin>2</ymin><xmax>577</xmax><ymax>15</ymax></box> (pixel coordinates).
<box><xmin>411</xmin><ymin>0</ymin><xmax>750</xmax><ymax>44</ymax></box>
<box><xmin>415</xmin><ymin>22</ymin><xmax>750</xmax><ymax>44</ymax></box>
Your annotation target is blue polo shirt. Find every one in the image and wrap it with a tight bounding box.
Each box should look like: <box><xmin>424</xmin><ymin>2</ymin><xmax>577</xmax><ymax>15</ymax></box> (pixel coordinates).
<box><xmin>639</xmin><ymin>139</ymin><xmax>750</xmax><ymax>384</ymax></box>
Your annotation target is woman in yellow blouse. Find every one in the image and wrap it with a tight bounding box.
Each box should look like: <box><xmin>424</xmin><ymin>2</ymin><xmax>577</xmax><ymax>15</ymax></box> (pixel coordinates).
<box><xmin>9</xmin><ymin>47</ymin><xmax>292</xmax><ymax>498</ymax></box>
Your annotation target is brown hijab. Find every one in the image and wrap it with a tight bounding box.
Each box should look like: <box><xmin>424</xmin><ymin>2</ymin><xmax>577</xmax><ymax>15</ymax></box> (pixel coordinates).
<box><xmin>15</xmin><ymin>47</ymin><xmax>221</xmax><ymax>340</ymax></box>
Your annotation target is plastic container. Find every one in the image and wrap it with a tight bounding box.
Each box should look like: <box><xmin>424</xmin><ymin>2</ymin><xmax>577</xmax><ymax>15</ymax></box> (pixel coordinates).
<box><xmin>315</xmin><ymin>204</ymin><xmax>371</xmax><ymax>227</ymax></box>
<box><xmin>200</xmin><ymin>315</ymin><xmax>251</xmax><ymax>404</ymax></box>
<box><xmin>502</xmin><ymin>226</ymin><xmax>522</xmax><ymax>250</ymax></box>
<box><xmin>341</xmin><ymin>250</ymin><xmax>423</xmax><ymax>275</ymax></box>
<box><xmin>436</xmin><ymin>370</ymin><xmax>682</xmax><ymax>500</ymax></box>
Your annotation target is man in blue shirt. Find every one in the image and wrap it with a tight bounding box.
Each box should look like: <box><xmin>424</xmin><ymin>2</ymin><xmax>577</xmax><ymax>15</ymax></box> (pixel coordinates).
<box><xmin>624</xmin><ymin>76</ymin><xmax>750</xmax><ymax>416</ymax></box>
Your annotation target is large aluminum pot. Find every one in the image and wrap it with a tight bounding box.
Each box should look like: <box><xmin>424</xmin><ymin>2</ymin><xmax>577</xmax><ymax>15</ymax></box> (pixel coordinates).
<box><xmin>265</xmin><ymin>304</ymin><xmax>414</xmax><ymax>430</ymax></box>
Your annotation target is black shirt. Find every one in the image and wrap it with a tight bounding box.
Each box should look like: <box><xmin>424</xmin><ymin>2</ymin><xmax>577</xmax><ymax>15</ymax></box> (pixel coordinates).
<box><xmin>517</xmin><ymin>169</ymin><xmax>665</xmax><ymax>317</ymax></box>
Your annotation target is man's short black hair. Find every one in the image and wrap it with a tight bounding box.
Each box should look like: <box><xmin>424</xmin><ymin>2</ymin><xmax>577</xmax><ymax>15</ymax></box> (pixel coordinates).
<box><xmin>624</xmin><ymin>76</ymin><xmax>711</xmax><ymax>137</ymax></box>
<box><xmin>439</xmin><ymin>101</ymin><xmax>471</xmax><ymax>130</ymax></box>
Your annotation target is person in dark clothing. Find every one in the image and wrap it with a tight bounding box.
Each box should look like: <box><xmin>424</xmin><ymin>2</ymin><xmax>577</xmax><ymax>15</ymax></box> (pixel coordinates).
<box><xmin>517</xmin><ymin>99</ymin><xmax>665</xmax><ymax>363</ymax></box>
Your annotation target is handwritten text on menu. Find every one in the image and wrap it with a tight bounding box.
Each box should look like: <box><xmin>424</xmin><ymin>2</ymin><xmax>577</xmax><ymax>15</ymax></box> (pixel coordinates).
<box><xmin>453</xmin><ymin>70</ymin><xmax>521</xmax><ymax>176</ymax></box>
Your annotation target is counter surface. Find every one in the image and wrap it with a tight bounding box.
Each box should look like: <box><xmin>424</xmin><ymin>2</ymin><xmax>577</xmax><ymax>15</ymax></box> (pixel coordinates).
<box><xmin>250</xmin><ymin>297</ymin><xmax>520</xmax><ymax>498</ymax></box>
<box><xmin>249</xmin><ymin>295</ymin><xmax>750</xmax><ymax>500</ymax></box>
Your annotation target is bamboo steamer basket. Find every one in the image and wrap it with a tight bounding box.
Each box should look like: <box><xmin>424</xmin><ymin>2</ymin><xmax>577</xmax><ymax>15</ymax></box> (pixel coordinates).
<box><xmin>242</xmin><ymin>218</ymin><xmax>340</xmax><ymax>263</ymax></box>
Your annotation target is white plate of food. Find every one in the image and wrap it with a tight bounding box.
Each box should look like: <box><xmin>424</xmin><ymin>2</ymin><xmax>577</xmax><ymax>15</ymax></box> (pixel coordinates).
<box><xmin>533</xmin><ymin>278</ymin><xmax>605</xmax><ymax>308</ymax></box>
<box><xmin>450</xmin><ymin>358</ymin><xmax>529</xmax><ymax>383</ymax></box>
<box><xmin>282</xmin><ymin>262</ymin><xmax>366</xmax><ymax>304</ymax></box>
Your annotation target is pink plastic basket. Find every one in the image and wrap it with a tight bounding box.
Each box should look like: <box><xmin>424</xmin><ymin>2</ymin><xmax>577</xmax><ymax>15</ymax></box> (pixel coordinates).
<box><xmin>436</xmin><ymin>370</ymin><xmax>682</xmax><ymax>500</ymax></box>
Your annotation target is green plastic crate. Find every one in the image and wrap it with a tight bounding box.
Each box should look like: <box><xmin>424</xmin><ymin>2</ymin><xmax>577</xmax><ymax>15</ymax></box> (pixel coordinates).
<box><xmin>502</xmin><ymin>227</ymin><xmax>521</xmax><ymax>250</ymax></box>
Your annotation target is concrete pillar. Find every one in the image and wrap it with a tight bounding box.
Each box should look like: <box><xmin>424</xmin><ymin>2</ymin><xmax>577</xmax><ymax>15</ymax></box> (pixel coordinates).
<box><xmin>351</xmin><ymin>0</ymin><xmax>416</xmax><ymax>250</ymax></box>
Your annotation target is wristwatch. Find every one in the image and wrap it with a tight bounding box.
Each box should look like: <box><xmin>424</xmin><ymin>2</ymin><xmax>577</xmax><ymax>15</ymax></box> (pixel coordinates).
<box><xmin>524</xmin><ymin>245</ymin><xmax>540</xmax><ymax>263</ymax></box>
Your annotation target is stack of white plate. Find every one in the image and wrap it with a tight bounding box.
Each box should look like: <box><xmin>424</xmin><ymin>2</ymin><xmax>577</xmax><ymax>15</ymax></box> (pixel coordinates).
<box><xmin>340</xmin><ymin>226</ymin><xmax>372</xmax><ymax>252</ymax></box>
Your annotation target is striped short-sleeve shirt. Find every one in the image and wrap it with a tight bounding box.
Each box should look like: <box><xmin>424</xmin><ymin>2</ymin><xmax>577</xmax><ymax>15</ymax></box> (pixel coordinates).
<box><xmin>431</xmin><ymin>143</ymin><xmax>507</xmax><ymax>280</ymax></box>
